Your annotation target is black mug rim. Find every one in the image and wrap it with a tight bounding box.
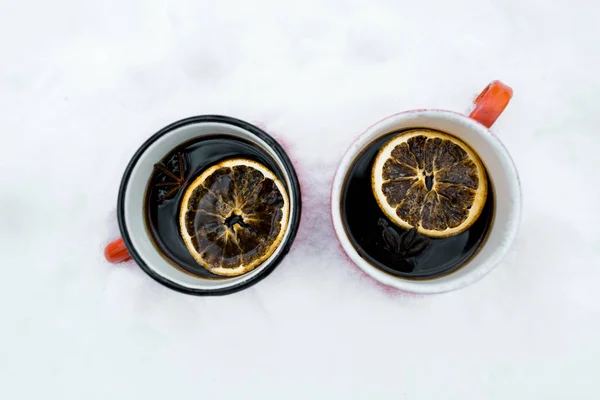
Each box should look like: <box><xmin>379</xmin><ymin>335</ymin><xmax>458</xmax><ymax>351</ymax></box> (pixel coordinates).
<box><xmin>116</xmin><ymin>115</ymin><xmax>302</xmax><ymax>296</ymax></box>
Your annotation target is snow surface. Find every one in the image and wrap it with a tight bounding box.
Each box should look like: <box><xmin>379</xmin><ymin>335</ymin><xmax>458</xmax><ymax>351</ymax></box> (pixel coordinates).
<box><xmin>1</xmin><ymin>0</ymin><xmax>599</xmax><ymax>398</ymax></box>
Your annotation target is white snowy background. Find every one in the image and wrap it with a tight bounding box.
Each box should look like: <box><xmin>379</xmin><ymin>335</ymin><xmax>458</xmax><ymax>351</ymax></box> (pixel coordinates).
<box><xmin>1</xmin><ymin>0</ymin><xmax>599</xmax><ymax>398</ymax></box>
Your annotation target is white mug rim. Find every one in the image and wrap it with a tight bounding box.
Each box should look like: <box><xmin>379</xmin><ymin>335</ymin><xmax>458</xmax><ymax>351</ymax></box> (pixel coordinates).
<box><xmin>330</xmin><ymin>109</ymin><xmax>522</xmax><ymax>294</ymax></box>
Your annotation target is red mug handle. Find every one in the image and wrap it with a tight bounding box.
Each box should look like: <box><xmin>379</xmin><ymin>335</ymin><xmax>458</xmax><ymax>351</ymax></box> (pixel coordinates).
<box><xmin>105</xmin><ymin>238</ymin><xmax>132</xmax><ymax>263</ymax></box>
<box><xmin>469</xmin><ymin>80</ymin><xmax>513</xmax><ymax>128</ymax></box>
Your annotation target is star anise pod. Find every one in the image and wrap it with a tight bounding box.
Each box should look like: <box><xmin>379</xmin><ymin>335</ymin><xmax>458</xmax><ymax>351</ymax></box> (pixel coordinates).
<box><xmin>378</xmin><ymin>218</ymin><xmax>429</xmax><ymax>260</ymax></box>
<box><xmin>153</xmin><ymin>152</ymin><xmax>186</xmax><ymax>201</ymax></box>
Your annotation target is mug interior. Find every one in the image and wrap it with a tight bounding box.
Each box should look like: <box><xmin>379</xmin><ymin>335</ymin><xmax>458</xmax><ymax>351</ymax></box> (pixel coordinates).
<box><xmin>331</xmin><ymin>110</ymin><xmax>521</xmax><ymax>294</ymax></box>
<box><xmin>119</xmin><ymin>117</ymin><xmax>300</xmax><ymax>294</ymax></box>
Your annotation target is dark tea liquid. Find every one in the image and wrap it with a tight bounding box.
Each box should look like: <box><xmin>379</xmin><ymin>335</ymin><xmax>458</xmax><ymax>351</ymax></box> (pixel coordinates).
<box><xmin>341</xmin><ymin>130</ymin><xmax>494</xmax><ymax>279</ymax></box>
<box><xmin>144</xmin><ymin>136</ymin><xmax>284</xmax><ymax>279</ymax></box>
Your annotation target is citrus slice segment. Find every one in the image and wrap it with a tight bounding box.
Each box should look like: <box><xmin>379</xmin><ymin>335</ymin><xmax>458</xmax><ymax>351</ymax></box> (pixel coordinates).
<box><xmin>179</xmin><ymin>158</ymin><xmax>289</xmax><ymax>276</ymax></box>
<box><xmin>372</xmin><ymin>129</ymin><xmax>487</xmax><ymax>238</ymax></box>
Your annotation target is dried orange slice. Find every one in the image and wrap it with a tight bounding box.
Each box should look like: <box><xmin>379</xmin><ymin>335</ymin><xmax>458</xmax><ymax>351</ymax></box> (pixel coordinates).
<box><xmin>372</xmin><ymin>129</ymin><xmax>487</xmax><ymax>238</ymax></box>
<box><xmin>179</xmin><ymin>159</ymin><xmax>289</xmax><ymax>277</ymax></box>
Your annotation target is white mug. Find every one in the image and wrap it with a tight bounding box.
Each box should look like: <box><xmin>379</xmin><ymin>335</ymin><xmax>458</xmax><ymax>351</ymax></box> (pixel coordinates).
<box><xmin>105</xmin><ymin>115</ymin><xmax>302</xmax><ymax>295</ymax></box>
<box><xmin>331</xmin><ymin>81</ymin><xmax>521</xmax><ymax>294</ymax></box>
